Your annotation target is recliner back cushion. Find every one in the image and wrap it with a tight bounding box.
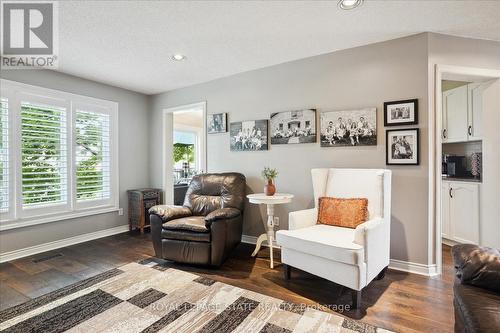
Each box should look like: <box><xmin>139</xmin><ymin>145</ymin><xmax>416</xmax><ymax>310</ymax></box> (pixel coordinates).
<box><xmin>184</xmin><ymin>173</ymin><xmax>246</xmax><ymax>216</ymax></box>
<box><xmin>323</xmin><ymin>169</ymin><xmax>384</xmax><ymax>220</ymax></box>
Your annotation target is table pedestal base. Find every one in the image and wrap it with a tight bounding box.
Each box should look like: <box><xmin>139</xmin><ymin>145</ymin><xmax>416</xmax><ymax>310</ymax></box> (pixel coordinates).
<box><xmin>251</xmin><ymin>232</ymin><xmax>275</xmax><ymax>268</ymax></box>
<box><xmin>251</xmin><ymin>204</ymin><xmax>276</xmax><ymax>268</ymax></box>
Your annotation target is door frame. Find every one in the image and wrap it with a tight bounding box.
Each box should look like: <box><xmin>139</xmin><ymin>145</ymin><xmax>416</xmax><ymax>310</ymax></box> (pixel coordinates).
<box><xmin>162</xmin><ymin>101</ymin><xmax>207</xmax><ymax>204</ymax></box>
<box><xmin>431</xmin><ymin>65</ymin><xmax>500</xmax><ymax>275</ymax></box>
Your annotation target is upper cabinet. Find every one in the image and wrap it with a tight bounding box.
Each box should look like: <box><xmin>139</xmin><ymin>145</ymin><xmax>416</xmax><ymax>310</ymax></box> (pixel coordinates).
<box><xmin>442</xmin><ymin>83</ymin><xmax>483</xmax><ymax>143</ymax></box>
<box><xmin>467</xmin><ymin>83</ymin><xmax>485</xmax><ymax>141</ymax></box>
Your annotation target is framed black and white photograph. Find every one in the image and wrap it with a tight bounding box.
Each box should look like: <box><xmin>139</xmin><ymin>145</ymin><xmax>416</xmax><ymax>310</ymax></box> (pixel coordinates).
<box><xmin>384</xmin><ymin>99</ymin><xmax>418</xmax><ymax>126</ymax></box>
<box><xmin>386</xmin><ymin>128</ymin><xmax>419</xmax><ymax>165</ymax></box>
<box><xmin>270</xmin><ymin>109</ymin><xmax>316</xmax><ymax>144</ymax></box>
<box><xmin>320</xmin><ymin>108</ymin><xmax>377</xmax><ymax>147</ymax></box>
<box><xmin>207</xmin><ymin>113</ymin><xmax>227</xmax><ymax>133</ymax></box>
<box><xmin>230</xmin><ymin>120</ymin><xmax>268</xmax><ymax>151</ymax></box>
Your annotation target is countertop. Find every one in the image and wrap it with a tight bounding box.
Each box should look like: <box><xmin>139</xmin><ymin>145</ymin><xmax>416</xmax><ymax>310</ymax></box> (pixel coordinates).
<box><xmin>442</xmin><ymin>176</ymin><xmax>482</xmax><ymax>183</ymax></box>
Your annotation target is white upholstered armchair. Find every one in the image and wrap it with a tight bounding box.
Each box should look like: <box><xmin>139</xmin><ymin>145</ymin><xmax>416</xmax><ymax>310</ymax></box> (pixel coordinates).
<box><xmin>276</xmin><ymin>168</ymin><xmax>392</xmax><ymax>309</ymax></box>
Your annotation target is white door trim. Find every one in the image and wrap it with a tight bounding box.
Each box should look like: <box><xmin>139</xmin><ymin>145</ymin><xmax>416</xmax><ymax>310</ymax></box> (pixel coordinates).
<box><xmin>431</xmin><ymin>64</ymin><xmax>500</xmax><ymax>275</ymax></box>
<box><xmin>162</xmin><ymin>101</ymin><xmax>207</xmax><ymax>204</ymax></box>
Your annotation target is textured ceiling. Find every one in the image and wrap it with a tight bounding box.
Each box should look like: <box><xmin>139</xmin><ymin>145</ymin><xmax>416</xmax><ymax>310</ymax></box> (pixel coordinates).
<box><xmin>57</xmin><ymin>1</ymin><xmax>500</xmax><ymax>94</ymax></box>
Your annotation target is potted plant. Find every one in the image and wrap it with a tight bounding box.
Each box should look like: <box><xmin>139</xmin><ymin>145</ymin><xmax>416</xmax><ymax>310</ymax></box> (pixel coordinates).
<box><xmin>262</xmin><ymin>167</ymin><xmax>278</xmax><ymax>196</ymax></box>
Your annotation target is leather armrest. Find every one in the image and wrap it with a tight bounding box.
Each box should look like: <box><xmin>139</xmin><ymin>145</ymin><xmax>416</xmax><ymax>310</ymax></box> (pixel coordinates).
<box><xmin>205</xmin><ymin>208</ymin><xmax>241</xmax><ymax>226</ymax></box>
<box><xmin>452</xmin><ymin>244</ymin><xmax>500</xmax><ymax>293</ymax></box>
<box><xmin>149</xmin><ymin>205</ymin><xmax>192</xmax><ymax>222</ymax></box>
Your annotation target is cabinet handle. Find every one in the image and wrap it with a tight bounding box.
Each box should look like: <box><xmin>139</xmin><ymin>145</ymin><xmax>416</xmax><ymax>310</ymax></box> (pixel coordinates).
<box><xmin>468</xmin><ymin>125</ymin><xmax>472</xmax><ymax>136</ymax></box>
<box><xmin>449</xmin><ymin>188</ymin><xmax>453</xmax><ymax>198</ymax></box>
<box><xmin>443</xmin><ymin>129</ymin><xmax>447</xmax><ymax>139</ymax></box>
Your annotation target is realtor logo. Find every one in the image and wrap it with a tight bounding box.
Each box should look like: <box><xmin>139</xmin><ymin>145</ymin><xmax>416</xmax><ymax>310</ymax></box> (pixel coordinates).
<box><xmin>1</xmin><ymin>1</ymin><xmax>58</xmax><ymax>68</ymax></box>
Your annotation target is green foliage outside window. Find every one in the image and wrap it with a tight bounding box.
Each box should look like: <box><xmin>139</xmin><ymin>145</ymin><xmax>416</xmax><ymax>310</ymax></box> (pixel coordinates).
<box><xmin>21</xmin><ymin>105</ymin><xmax>65</xmax><ymax>205</ymax></box>
<box><xmin>173</xmin><ymin>143</ymin><xmax>194</xmax><ymax>164</ymax></box>
<box><xmin>75</xmin><ymin>111</ymin><xmax>107</xmax><ymax>200</ymax></box>
<box><xmin>20</xmin><ymin>105</ymin><xmax>106</xmax><ymax>206</ymax></box>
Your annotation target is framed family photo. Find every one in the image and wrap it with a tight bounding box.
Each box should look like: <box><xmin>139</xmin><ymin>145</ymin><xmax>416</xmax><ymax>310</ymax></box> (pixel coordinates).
<box><xmin>230</xmin><ymin>120</ymin><xmax>268</xmax><ymax>151</ymax></box>
<box><xmin>320</xmin><ymin>108</ymin><xmax>377</xmax><ymax>147</ymax></box>
<box><xmin>207</xmin><ymin>113</ymin><xmax>227</xmax><ymax>133</ymax></box>
<box><xmin>270</xmin><ymin>109</ymin><xmax>317</xmax><ymax>144</ymax></box>
<box><xmin>386</xmin><ymin>128</ymin><xmax>419</xmax><ymax>165</ymax></box>
<box><xmin>384</xmin><ymin>99</ymin><xmax>418</xmax><ymax>126</ymax></box>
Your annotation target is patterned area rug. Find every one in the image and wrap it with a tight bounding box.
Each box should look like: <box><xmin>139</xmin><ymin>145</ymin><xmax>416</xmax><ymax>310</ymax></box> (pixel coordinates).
<box><xmin>0</xmin><ymin>259</ymin><xmax>393</xmax><ymax>333</ymax></box>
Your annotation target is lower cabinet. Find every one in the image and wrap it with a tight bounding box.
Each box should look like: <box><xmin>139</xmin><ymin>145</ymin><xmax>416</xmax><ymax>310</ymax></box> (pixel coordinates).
<box><xmin>442</xmin><ymin>181</ymin><xmax>479</xmax><ymax>244</ymax></box>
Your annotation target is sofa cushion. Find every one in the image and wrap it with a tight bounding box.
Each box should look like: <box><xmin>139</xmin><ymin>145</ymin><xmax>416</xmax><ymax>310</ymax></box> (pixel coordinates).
<box><xmin>162</xmin><ymin>216</ymin><xmax>209</xmax><ymax>233</ymax></box>
<box><xmin>452</xmin><ymin>244</ymin><xmax>500</xmax><ymax>293</ymax></box>
<box><xmin>276</xmin><ymin>224</ymin><xmax>364</xmax><ymax>265</ymax></box>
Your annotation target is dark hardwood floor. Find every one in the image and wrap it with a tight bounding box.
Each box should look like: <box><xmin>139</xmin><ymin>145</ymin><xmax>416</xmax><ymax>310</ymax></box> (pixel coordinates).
<box><xmin>0</xmin><ymin>232</ymin><xmax>454</xmax><ymax>333</ymax></box>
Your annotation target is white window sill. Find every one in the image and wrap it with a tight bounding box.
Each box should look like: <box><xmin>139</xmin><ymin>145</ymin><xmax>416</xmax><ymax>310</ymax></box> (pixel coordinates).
<box><xmin>0</xmin><ymin>207</ymin><xmax>121</xmax><ymax>231</ymax></box>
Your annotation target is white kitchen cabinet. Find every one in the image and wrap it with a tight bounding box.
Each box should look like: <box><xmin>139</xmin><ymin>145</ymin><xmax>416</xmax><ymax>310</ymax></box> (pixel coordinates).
<box><xmin>441</xmin><ymin>182</ymin><xmax>451</xmax><ymax>239</ymax></box>
<box><xmin>442</xmin><ymin>83</ymin><xmax>484</xmax><ymax>143</ymax></box>
<box><xmin>442</xmin><ymin>85</ymin><xmax>468</xmax><ymax>143</ymax></box>
<box><xmin>467</xmin><ymin>83</ymin><xmax>484</xmax><ymax>141</ymax></box>
<box><xmin>442</xmin><ymin>181</ymin><xmax>479</xmax><ymax>244</ymax></box>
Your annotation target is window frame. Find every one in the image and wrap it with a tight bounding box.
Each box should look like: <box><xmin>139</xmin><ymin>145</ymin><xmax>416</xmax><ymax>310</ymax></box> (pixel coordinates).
<box><xmin>0</xmin><ymin>80</ymin><xmax>119</xmax><ymax>231</ymax></box>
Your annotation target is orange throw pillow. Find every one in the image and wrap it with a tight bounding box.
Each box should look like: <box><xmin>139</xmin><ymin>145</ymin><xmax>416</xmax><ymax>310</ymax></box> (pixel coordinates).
<box><xmin>317</xmin><ymin>197</ymin><xmax>368</xmax><ymax>229</ymax></box>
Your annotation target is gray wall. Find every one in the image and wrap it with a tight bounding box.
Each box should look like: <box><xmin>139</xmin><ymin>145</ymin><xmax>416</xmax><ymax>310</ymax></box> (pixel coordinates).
<box><xmin>427</xmin><ymin>33</ymin><xmax>500</xmax><ymax>251</ymax></box>
<box><xmin>0</xmin><ymin>70</ymin><xmax>150</xmax><ymax>253</ymax></box>
<box><xmin>150</xmin><ymin>33</ymin><xmax>430</xmax><ymax>264</ymax></box>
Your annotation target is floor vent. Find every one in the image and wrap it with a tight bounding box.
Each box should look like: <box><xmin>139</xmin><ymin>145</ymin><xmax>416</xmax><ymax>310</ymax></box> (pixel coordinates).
<box><xmin>32</xmin><ymin>253</ymin><xmax>63</xmax><ymax>263</ymax></box>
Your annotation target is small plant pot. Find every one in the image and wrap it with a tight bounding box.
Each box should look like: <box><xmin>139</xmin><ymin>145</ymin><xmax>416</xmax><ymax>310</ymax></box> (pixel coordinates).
<box><xmin>264</xmin><ymin>179</ymin><xmax>276</xmax><ymax>196</ymax></box>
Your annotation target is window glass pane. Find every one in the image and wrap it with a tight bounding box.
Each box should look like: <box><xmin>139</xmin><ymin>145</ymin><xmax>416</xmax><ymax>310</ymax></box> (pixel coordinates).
<box><xmin>75</xmin><ymin>110</ymin><xmax>111</xmax><ymax>201</ymax></box>
<box><xmin>21</xmin><ymin>102</ymin><xmax>67</xmax><ymax>207</ymax></box>
<box><xmin>0</xmin><ymin>98</ymin><xmax>8</xmax><ymax>212</ymax></box>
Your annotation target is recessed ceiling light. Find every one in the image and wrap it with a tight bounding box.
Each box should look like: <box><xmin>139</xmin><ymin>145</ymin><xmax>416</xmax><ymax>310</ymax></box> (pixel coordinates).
<box><xmin>172</xmin><ymin>54</ymin><xmax>187</xmax><ymax>61</ymax></box>
<box><xmin>338</xmin><ymin>0</ymin><xmax>363</xmax><ymax>10</ymax></box>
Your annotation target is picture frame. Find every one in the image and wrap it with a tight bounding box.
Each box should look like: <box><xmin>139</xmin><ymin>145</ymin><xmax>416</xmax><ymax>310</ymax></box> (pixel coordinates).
<box><xmin>207</xmin><ymin>113</ymin><xmax>227</xmax><ymax>134</ymax></box>
<box><xmin>229</xmin><ymin>119</ymin><xmax>268</xmax><ymax>151</ymax></box>
<box><xmin>384</xmin><ymin>99</ymin><xmax>418</xmax><ymax>126</ymax></box>
<box><xmin>270</xmin><ymin>109</ymin><xmax>317</xmax><ymax>144</ymax></box>
<box><xmin>386</xmin><ymin>128</ymin><xmax>419</xmax><ymax>165</ymax></box>
<box><xmin>319</xmin><ymin>108</ymin><xmax>377</xmax><ymax>147</ymax></box>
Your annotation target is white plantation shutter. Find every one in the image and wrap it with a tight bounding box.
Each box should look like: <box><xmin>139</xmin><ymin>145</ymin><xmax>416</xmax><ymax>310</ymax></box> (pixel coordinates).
<box><xmin>21</xmin><ymin>102</ymin><xmax>68</xmax><ymax>208</ymax></box>
<box><xmin>0</xmin><ymin>80</ymin><xmax>118</xmax><ymax>228</ymax></box>
<box><xmin>75</xmin><ymin>110</ymin><xmax>111</xmax><ymax>203</ymax></box>
<box><xmin>0</xmin><ymin>98</ymin><xmax>9</xmax><ymax>213</ymax></box>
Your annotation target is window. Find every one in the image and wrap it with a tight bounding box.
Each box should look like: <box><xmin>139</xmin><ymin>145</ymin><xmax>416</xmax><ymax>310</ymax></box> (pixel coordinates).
<box><xmin>21</xmin><ymin>102</ymin><xmax>68</xmax><ymax>208</ymax></box>
<box><xmin>75</xmin><ymin>109</ymin><xmax>111</xmax><ymax>204</ymax></box>
<box><xmin>0</xmin><ymin>80</ymin><xmax>118</xmax><ymax>229</ymax></box>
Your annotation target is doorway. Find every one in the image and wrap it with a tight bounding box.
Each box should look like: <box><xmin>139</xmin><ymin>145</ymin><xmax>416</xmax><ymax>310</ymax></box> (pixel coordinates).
<box><xmin>433</xmin><ymin>65</ymin><xmax>500</xmax><ymax>275</ymax></box>
<box><xmin>162</xmin><ymin>102</ymin><xmax>206</xmax><ymax>205</ymax></box>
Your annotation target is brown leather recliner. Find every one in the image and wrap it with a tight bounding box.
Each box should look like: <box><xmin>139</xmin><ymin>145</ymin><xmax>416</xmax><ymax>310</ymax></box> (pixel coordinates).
<box><xmin>452</xmin><ymin>244</ymin><xmax>500</xmax><ymax>333</ymax></box>
<box><xmin>149</xmin><ymin>173</ymin><xmax>246</xmax><ymax>267</ymax></box>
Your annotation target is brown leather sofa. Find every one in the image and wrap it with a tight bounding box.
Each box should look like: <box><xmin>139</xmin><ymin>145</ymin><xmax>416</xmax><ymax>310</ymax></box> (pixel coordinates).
<box><xmin>149</xmin><ymin>173</ymin><xmax>246</xmax><ymax>267</ymax></box>
<box><xmin>452</xmin><ymin>244</ymin><xmax>500</xmax><ymax>333</ymax></box>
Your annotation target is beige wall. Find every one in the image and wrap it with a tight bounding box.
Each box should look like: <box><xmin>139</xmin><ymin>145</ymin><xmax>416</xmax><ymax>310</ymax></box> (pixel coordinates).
<box><xmin>0</xmin><ymin>70</ymin><xmax>150</xmax><ymax>254</ymax></box>
<box><xmin>150</xmin><ymin>33</ymin><xmax>430</xmax><ymax>264</ymax></box>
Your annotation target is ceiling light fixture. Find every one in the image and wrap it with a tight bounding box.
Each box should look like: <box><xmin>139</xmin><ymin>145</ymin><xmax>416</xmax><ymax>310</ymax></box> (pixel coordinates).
<box><xmin>172</xmin><ymin>54</ymin><xmax>187</xmax><ymax>61</ymax></box>
<box><xmin>338</xmin><ymin>0</ymin><xmax>363</xmax><ymax>10</ymax></box>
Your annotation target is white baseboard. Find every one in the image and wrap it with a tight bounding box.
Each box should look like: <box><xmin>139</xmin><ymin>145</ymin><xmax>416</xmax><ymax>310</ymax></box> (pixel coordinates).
<box><xmin>0</xmin><ymin>225</ymin><xmax>129</xmax><ymax>263</ymax></box>
<box><xmin>242</xmin><ymin>234</ymin><xmax>437</xmax><ymax>277</ymax></box>
<box><xmin>389</xmin><ymin>259</ymin><xmax>438</xmax><ymax>277</ymax></box>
